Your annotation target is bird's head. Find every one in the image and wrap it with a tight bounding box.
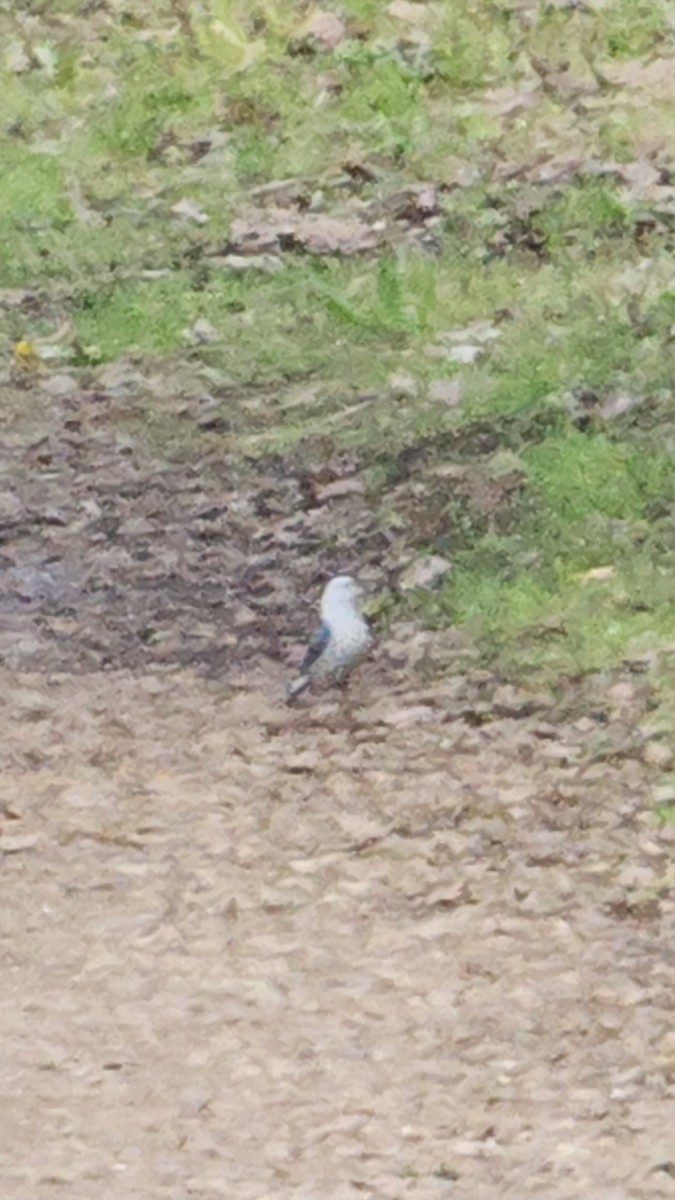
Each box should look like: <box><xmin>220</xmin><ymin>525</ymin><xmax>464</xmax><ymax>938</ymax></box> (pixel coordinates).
<box><xmin>321</xmin><ymin>574</ymin><xmax>363</xmax><ymax>617</ymax></box>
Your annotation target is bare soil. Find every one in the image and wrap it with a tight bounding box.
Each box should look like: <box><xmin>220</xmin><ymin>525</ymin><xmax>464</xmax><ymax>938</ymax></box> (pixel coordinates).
<box><xmin>2</xmin><ymin>385</ymin><xmax>675</xmax><ymax>1199</ymax></box>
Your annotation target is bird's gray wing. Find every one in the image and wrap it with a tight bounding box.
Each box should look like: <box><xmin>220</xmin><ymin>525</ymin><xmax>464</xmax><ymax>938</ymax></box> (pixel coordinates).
<box><xmin>299</xmin><ymin>621</ymin><xmax>331</xmax><ymax>673</ymax></box>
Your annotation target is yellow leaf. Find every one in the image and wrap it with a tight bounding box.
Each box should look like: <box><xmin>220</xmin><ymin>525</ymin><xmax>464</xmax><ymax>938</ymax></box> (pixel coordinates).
<box><xmin>576</xmin><ymin>566</ymin><xmax>616</xmax><ymax>585</ymax></box>
<box><xmin>13</xmin><ymin>339</ymin><xmax>43</xmax><ymax>373</ymax></box>
<box><xmin>193</xmin><ymin>2</ymin><xmax>265</xmax><ymax>70</ymax></box>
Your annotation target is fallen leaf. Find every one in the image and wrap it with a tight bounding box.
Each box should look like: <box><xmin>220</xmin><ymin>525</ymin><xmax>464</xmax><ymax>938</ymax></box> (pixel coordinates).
<box><xmin>388</xmin><ymin>371</ymin><xmax>419</xmax><ymax>399</ymax></box>
<box><xmin>226</xmin><ymin>208</ymin><xmax>378</xmax><ymax>256</ymax></box>
<box><xmin>428</xmin><ymin>378</ymin><xmax>464</xmax><ymax>406</ymax></box>
<box><xmin>599</xmin><ymin>392</ymin><xmax>641</xmax><ymax>420</ymax></box>
<box><xmin>283</xmin><ymin>751</ymin><xmax>321</xmax><ymax>773</ymax></box>
<box><xmin>387</xmin><ymin>0</ymin><xmax>431</xmax><ymax>24</ymax></box>
<box><xmin>644</xmin><ymin>742</ymin><xmax>673</xmax><ymax>769</ymax></box>
<box><xmin>448</xmin><ymin>344</ymin><xmax>482</xmax><ymax>364</ymax></box>
<box><xmin>0</xmin><ymin>289</ymin><xmax>36</xmax><ymax>309</ymax></box>
<box><xmin>171</xmin><ymin>198</ymin><xmax>209</xmax><ymax>224</ymax></box>
<box><xmin>0</xmin><ymin>834</ymin><xmax>41</xmax><ymax>854</ymax></box>
<box><xmin>381</xmin><ymin>704</ymin><xmax>438</xmax><ymax>727</ymax></box>
<box><xmin>13</xmin><ymin>339</ymin><xmax>43</xmax><ymax>373</ymax></box>
<box><xmin>577</xmin><ymin>566</ymin><xmax>616</xmax><ymax>584</ymax></box>
<box><xmin>217</xmin><ymin>253</ymin><xmax>285</xmax><ymax>274</ymax></box>
<box><xmin>482</xmin><ymin>84</ymin><xmax>540</xmax><ymax>116</ymax></box>
<box><xmin>399</xmin><ymin>555</ymin><xmax>452</xmax><ymax>592</ymax></box>
<box><xmin>603</xmin><ymin>56</ymin><xmax>675</xmax><ymax>100</ymax></box>
<box><xmin>313</xmin><ymin>478</ymin><xmax>366</xmax><ymax>502</ymax></box>
<box><xmin>39</xmin><ymin>373</ymin><xmax>77</xmax><ymax>398</ymax></box>
<box><xmin>5</xmin><ymin>40</ymin><xmax>30</xmax><ymax>73</ymax></box>
<box><xmin>298</xmin><ymin>9</ymin><xmax>347</xmax><ymax>50</ymax></box>
<box><xmin>185</xmin><ymin>318</ymin><xmax>220</xmax><ymax>344</ymax></box>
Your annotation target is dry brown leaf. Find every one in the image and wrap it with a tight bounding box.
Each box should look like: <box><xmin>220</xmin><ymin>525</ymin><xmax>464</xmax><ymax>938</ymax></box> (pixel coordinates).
<box><xmin>399</xmin><ymin>555</ymin><xmax>452</xmax><ymax>591</ymax></box>
<box><xmin>0</xmin><ymin>834</ymin><xmax>41</xmax><ymax>853</ymax></box>
<box><xmin>387</xmin><ymin>371</ymin><xmax>419</xmax><ymax>399</ymax></box>
<box><xmin>171</xmin><ymin>197</ymin><xmax>209</xmax><ymax>224</ymax></box>
<box><xmin>313</xmin><ymin>478</ymin><xmax>366</xmax><ymax>502</ymax></box>
<box><xmin>427</xmin><ymin>378</ymin><xmax>464</xmax><ymax>406</ymax></box>
<box><xmin>299</xmin><ymin>9</ymin><xmax>347</xmax><ymax>50</ymax></box>
<box><xmin>603</xmin><ymin>55</ymin><xmax>675</xmax><ymax>100</ymax></box>
<box><xmin>599</xmin><ymin>391</ymin><xmax>640</xmax><ymax>420</ymax></box>
<box><xmin>227</xmin><ymin>208</ymin><xmax>378</xmax><ymax>256</ymax></box>
<box><xmin>387</xmin><ymin>0</ymin><xmax>431</xmax><ymax>23</ymax></box>
<box><xmin>577</xmin><ymin>565</ymin><xmax>616</xmax><ymax>584</ymax></box>
<box><xmin>0</xmin><ymin>288</ymin><xmax>37</xmax><ymax>308</ymax></box>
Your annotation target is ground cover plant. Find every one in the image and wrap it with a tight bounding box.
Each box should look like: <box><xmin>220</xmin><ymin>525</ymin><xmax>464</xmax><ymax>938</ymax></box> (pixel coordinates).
<box><xmin>4</xmin><ymin>0</ymin><xmax>675</xmax><ymax>701</ymax></box>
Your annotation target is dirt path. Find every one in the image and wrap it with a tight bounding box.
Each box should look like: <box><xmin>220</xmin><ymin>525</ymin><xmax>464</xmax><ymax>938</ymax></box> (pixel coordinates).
<box><xmin>2</xmin><ymin>663</ymin><xmax>674</xmax><ymax>1200</ymax></box>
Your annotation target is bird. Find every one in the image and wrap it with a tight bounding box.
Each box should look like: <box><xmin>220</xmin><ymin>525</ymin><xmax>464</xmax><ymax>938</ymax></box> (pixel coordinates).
<box><xmin>286</xmin><ymin>575</ymin><xmax>374</xmax><ymax>702</ymax></box>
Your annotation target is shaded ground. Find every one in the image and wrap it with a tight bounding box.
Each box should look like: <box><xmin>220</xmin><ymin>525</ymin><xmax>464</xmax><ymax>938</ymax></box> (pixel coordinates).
<box><xmin>0</xmin><ymin>375</ymin><xmax>393</xmax><ymax>676</ymax></box>
<box><xmin>3</xmin><ymin>663</ymin><xmax>675</xmax><ymax>1200</ymax></box>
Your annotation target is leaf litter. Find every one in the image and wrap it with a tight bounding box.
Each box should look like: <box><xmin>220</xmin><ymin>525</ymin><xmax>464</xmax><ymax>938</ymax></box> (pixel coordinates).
<box><xmin>2</xmin><ymin>1</ymin><xmax>675</xmax><ymax>1196</ymax></box>
<box><xmin>1</xmin><ymin>372</ymin><xmax>675</xmax><ymax>1199</ymax></box>
<box><xmin>2</xmin><ymin>659</ymin><xmax>675</xmax><ymax>1199</ymax></box>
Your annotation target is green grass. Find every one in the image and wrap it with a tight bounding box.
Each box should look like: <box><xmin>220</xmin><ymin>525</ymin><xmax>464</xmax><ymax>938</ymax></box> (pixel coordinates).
<box><xmin>4</xmin><ymin>0</ymin><xmax>675</xmax><ymax>707</ymax></box>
